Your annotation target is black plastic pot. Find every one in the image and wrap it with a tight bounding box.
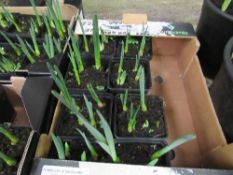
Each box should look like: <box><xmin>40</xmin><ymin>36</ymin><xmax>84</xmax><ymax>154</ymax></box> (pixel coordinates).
<box><xmin>108</xmin><ymin>58</ymin><xmax>151</xmax><ymax>93</ymax></box>
<box><xmin>115</xmin><ymin>37</ymin><xmax>152</xmax><ymax>59</ymax></box>
<box><xmin>196</xmin><ymin>0</ymin><xmax>233</xmax><ymax>79</ymax></box>
<box><xmin>55</xmin><ymin>92</ymin><xmax>113</xmax><ymax>141</ymax></box>
<box><xmin>3</xmin><ymin>0</ymin><xmax>45</xmax><ymax>6</ymax></box>
<box><xmin>65</xmin><ymin>56</ymin><xmax>110</xmax><ymax>92</ymax></box>
<box><xmin>48</xmin><ymin>137</ymin><xmax>171</xmax><ymax>166</ymax></box>
<box><xmin>0</xmin><ymin>85</ymin><xmax>15</xmax><ymax>123</ymax></box>
<box><xmin>113</xmin><ymin>93</ymin><xmax>167</xmax><ymax>142</ymax></box>
<box><xmin>210</xmin><ymin>36</ymin><xmax>233</xmax><ymax>143</ymax></box>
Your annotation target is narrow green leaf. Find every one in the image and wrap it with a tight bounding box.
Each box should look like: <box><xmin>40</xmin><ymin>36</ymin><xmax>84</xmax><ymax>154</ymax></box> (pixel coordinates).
<box><xmin>68</xmin><ymin>44</ymin><xmax>80</xmax><ymax>85</ymax></box>
<box><xmin>0</xmin><ymin>127</ymin><xmax>18</xmax><ymax>145</ymax></box>
<box><xmin>87</xmin><ymin>83</ymin><xmax>105</xmax><ymax>108</ymax></box>
<box><xmin>64</xmin><ymin>142</ymin><xmax>70</xmax><ymax>157</ymax></box>
<box><xmin>83</xmin><ymin>94</ymin><xmax>96</xmax><ymax>127</ymax></box>
<box><xmin>17</xmin><ymin>35</ymin><xmax>35</xmax><ymax>64</ymax></box>
<box><xmin>0</xmin><ymin>31</ymin><xmax>21</xmax><ymax>56</ymax></box>
<box><xmin>149</xmin><ymin>134</ymin><xmax>196</xmax><ymax>166</ymax></box>
<box><xmin>77</xmin><ymin>128</ymin><xmax>98</xmax><ymax>160</ymax></box>
<box><xmin>97</xmin><ymin>110</ymin><xmax>119</xmax><ymax>162</ymax></box>
<box><xmin>0</xmin><ymin>151</ymin><xmax>16</xmax><ymax>166</ymax></box>
<box><xmin>93</xmin><ymin>15</ymin><xmax>101</xmax><ymax>70</ymax></box>
<box><xmin>139</xmin><ymin>67</ymin><xmax>147</xmax><ymax>112</ymax></box>
<box><xmin>30</xmin><ymin>0</ymin><xmax>42</xmax><ymax>27</ymax></box>
<box><xmin>221</xmin><ymin>0</ymin><xmax>232</xmax><ymax>12</ymax></box>
<box><xmin>78</xmin><ymin>15</ymin><xmax>89</xmax><ymax>53</ymax></box>
<box><xmin>81</xmin><ymin>151</ymin><xmax>87</xmax><ymax>161</ymax></box>
<box><xmin>51</xmin><ymin>133</ymin><xmax>65</xmax><ymax>160</ymax></box>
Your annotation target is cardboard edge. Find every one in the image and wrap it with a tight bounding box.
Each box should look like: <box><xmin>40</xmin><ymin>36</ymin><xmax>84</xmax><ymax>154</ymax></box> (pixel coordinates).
<box><xmin>17</xmin><ymin>130</ymin><xmax>39</xmax><ymax>175</ymax></box>
<box><xmin>35</xmin><ymin>100</ymin><xmax>62</xmax><ymax>158</ymax></box>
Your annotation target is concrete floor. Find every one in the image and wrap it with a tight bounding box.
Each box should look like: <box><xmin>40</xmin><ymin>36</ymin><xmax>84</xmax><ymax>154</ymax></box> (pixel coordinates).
<box><xmin>83</xmin><ymin>0</ymin><xmax>203</xmax><ymax>28</ymax></box>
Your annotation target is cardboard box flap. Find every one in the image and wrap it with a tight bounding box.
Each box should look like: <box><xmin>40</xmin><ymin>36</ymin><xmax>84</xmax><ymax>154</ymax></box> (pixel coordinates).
<box><xmin>21</xmin><ymin>77</ymin><xmax>54</xmax><ymax>132</ymax></box>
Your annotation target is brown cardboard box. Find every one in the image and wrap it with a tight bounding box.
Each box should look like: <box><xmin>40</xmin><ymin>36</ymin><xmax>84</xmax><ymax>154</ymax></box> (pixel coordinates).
<box><xmin>33</xmin><ymin>14</ymin><xmax>233</xmax><ymax>171</ymax></box>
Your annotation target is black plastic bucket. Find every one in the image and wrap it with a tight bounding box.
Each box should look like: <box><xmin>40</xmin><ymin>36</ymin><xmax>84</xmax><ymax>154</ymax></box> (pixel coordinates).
<box><xmin>196</xmin><ymin>0</ymin><xmax>233</xmax><ymax>79</ymax></box>
<box><xmin>210</xmin><ymin>36</ymin><xmax>233</xmax><ymax>143</ymax></box>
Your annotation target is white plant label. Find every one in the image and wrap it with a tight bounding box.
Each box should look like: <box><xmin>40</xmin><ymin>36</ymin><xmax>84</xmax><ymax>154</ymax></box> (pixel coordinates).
<box><xmin>41</xmin><ymin>165</ymin><xmax>89</xmax><ymax>175</ymax></box>
<box><xmin>75</xmin><ymin>19</ymin><xmax>190</xmax><ymax>37</ymax></box>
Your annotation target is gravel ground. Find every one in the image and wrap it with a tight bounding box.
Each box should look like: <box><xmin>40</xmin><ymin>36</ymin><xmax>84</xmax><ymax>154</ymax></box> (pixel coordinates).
<box><xmin>83</xmin><ymin>0</ymin><xmax>203</xmax><ymax>28</ymax></box>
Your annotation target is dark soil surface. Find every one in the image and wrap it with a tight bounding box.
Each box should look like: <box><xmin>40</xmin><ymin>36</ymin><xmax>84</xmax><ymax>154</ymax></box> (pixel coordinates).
<box><xmin>116</xmin><ymin>37</ymin><xmax>152</xmax><ymax>58</ymax></box>
<box><xmin>56</xmin><ymin>94</ymin><xmax>112</xmax><ymax>139</ymax></box>
<box><xmin>66</xmin><ymin>59</ymin><xmax>109</xmax><ymax>90</ymax></box>
<box><xmin>0</xmin><ymin>124</ymin><xmax>31</xmax><ymax>175</ymax></box>
<box><xmin>115</xmin><ymin>95</ymin><xmax>166</xmax><ymax>138</ymax></box>
<box><xmin>212</xmin><ymin>0</ymin><xmax>233</xmax><ymax>15</ymax></box>
<box><xmin>109</xmin><ymin>59</ymin><xmax>151</xmax><ymax>90</ymax></box>
<box><xmin>49</xmin><ymin>140</ymin><xmax>169</xmax><ymax>166</ymax></box>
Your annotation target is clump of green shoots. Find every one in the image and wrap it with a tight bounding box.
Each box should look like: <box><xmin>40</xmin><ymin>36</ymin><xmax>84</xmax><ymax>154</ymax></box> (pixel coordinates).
<box><xmin>51</xmin><ymin>133</ymin><xmax>70</xmax><ymax>160</ymax></box>
<box><xmin>43</xmin><ymin>34</ymin><xmax>55</xmax><ymax>59</ymax></box>
<box><xmin>46</xmin><ymin>0</ymin><xmax>66</xmax><ymax>40</ymax></box>
<box><xmin>138</xmin><ymin>27</ymin><xmax>148</xmax><ymax>57</ymax></box>
<box><xmin>139</xmin><ymin>67</ymin><xmax>147</xmax><ymax>112</ymax></box>
<box><xmin>128</xmin><ymin>103</ymin><xmax>140</xmax><ymax>133</ymax></box>
<box><xmin>2</xmin><ymin>7</ymin><xmax>22</xmax><ymax>32</ymax></box>
<box><xmin>120</xmin><ymin>89</ymin><xmax>128</xmax><ymax>112</ymax></box>
<box><xmin>116</xmin><ymin>42</ymin><xmax>127</xmax><ymax>85</ymax></box>
<box><xmin>17</xmin><ymin>35</ymin><xmax>35</xmax><ymax>64</ymax></box>
<box><xmin>87</xmin><ymin>83</ymin><xmax>105</xmax><ymax>108</ymax></box>
<box><xmin>77</xmin><ymin>129</ymin><xmax>98</xmax><ymax>160</ymax></box>
<box><xmin>28</xmin><ymin>24</ymin><xmax>40</xmax><ymax>57</ymax></box>
<box><xmin>93</xmin><ymin>15</ymin><xmax>101</xmax><ymax>70</ymax></box>
<box><xmin>0</xmin><ymin>57</ymin><xmax>21</xmax><ymax>73</ymax></box>
<box><xmin>78</xmin><ymin>16</ymin><xmax>89</xmax><ymax>53</ymax></box>
<box><xmin>30</xmin><ymin>0</ymin><xmax>43</xmax><ymax>27</ymax></box>
<box><xmin>52</xmin><ymin>90</ymin><xmax>120</xmax><ymax>163</ymax></box>
<box><xmin>83</xmin><ymin>94</ymin><xmax>96</xmax><ymax>127</ymax></box>
<box><xmin>68</xmin><ymin>44</ymin><xmax>80</xmax><ymax>86</ymax></box>
<box><xmin>148</xmin><ymin>134</ymin><xmax>196</xmax><ymax>166</ymax></box>
<box><xmin>69</xmin><ymin>28</ymin><xmax>84</xmax><ymax>73</ymax></box>
<box><xmin>0</xmin><ymin>151</ymin><xmax>16</xmax><ymax>166</ymax></box>
<box><xmin>221</xmin><ymin>0</ymin><xmax>232</xmax><ymax>12</ymax></box>
<box><xmin>42</xmin><ymin>13</ymin><xmax>52</xmax><ymax>36</ymax></box>
<box><xmin>0</xmin><ymin>31</ymin><xmax>21</xmax><ymax>56</ymax></box>
<box><xmin>0</xmin><ymin>127</ymin><xmax>18</xmax><ymax>145</ymax></box>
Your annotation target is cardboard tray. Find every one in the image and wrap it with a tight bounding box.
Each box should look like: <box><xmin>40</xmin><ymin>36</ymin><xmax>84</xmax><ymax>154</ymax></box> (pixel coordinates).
<box><xmin>31</xmin><ymin>14</ymin><xmax>233</xmax><ymax>174</ymax></box>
